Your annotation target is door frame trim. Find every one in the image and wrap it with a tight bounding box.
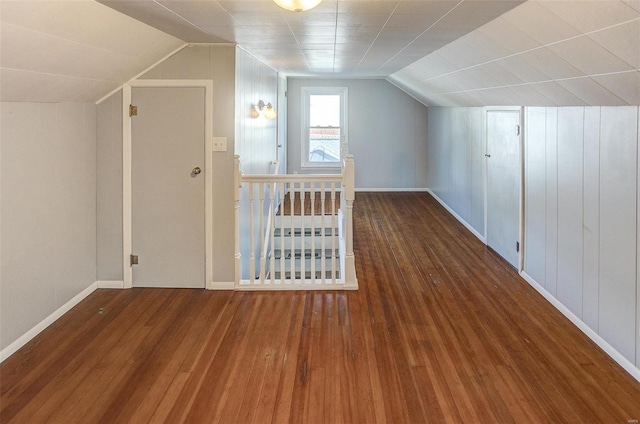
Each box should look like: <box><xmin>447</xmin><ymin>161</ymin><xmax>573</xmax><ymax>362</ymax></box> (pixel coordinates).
<box><xmin>123</xmin><ymin>80</ymin><xmax>214</xmax><ymax>289</ymax></box>
<box><xmin>484</xmin><ymin>106</ymin><xmax>524</xmax><ymax>272</ymax></box>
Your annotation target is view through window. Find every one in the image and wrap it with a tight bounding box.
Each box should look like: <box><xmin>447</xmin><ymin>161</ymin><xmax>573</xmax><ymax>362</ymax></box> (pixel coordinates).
<box><xmin>302</xmin><ymin>87</ymin><xmax>347</xmax><ymax>168</ymax></box>
<box><xmin>309</xmin><ymin>94</ymin><xmax>341</xmax><ymax>163</ymax></box>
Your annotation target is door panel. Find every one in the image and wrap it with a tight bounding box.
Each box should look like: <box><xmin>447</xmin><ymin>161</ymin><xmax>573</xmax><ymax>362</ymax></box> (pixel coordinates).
<box><xmin>486</xmin><ymin>110</ymin><xmax>520</xmax><ymax>268</ymax></box>
<box><xmin>132</xmin><ymin>87</ymin><xmax>205</xmax><ymax>288</ymax></box>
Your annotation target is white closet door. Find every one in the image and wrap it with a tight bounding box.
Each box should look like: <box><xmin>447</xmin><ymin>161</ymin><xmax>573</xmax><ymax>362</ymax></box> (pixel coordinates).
<box><xmin>132</xmin><ymin>87</ymin><xmax>205</xmax><ymax>288</ymax></box>
<box><xmin>486</xmin><ymin>109</ymin><xmax>521</xmax><ymax>268</ymax></box>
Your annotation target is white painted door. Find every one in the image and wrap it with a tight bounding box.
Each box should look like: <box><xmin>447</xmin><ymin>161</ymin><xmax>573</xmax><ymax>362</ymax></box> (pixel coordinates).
<box><xmin>132</xmin><ymin>87</ymin><xmax>205</xmax><ymax>288</ymax></box>
<box><xmin>486</xmin><ymin>109</ymin><xmax>521</xmax><ymax>268</ymax></box>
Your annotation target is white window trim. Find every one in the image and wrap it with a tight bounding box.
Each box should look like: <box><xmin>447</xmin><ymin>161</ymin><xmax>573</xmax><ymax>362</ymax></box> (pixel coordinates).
<box><xmin>301</xmin><ymin>86</ymin><xmax>348</xmax><ymax>169</ymax></box>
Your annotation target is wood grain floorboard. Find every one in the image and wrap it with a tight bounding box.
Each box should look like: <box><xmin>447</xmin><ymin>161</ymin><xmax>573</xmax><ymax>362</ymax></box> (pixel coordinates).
<box><xmin>2</xmin><ymin>192</ymin><xmax>640</xmax><ymax>423</ymax></box>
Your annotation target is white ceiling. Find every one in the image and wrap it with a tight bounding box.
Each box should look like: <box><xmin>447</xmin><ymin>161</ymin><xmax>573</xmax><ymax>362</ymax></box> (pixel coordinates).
<box><xmin>388</xmin><ymin>0</ymin><xmax>640</xmax><ymax>106</ymax></box>
<box><xmin>97</xmin><ymin>0</ymin><xmax>524</xmax><ymax>77</ymax></box>
<box><xmin>1</xmin><ymin>0</ymin><xmax>638</xmax><ymax>106</ymax></box>
<box><xmin>1</xmin><ymin>0</ymin><xmax>185</xmax><ymax>102</ymax></box>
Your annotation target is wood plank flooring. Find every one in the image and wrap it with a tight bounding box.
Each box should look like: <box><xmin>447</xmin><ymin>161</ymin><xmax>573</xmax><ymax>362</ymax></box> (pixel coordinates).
<box><xmin>2</xmin><ymin>192</ymin><xmax>640</xmax><ymax>423</ymax></box>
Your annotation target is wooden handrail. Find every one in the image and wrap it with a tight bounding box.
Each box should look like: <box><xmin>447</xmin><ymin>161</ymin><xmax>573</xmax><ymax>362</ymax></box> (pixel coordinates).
<box><xmin>241</xmin><ymin>174</ymin><xmax>341</xmax><ymax>183</ymax></box>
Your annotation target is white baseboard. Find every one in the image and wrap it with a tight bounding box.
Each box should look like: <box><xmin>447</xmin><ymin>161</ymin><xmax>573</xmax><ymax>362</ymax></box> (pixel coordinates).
<box><xmin>426</xmin><ymin>189</ymin><xmax>487</xmax><ymax>244</ymax></box>
<box><xmin>520</xmin><ymin>271</ymin><xmax>640</xmax><ymax>384</ymax></box>
<box><xmin>208</xmin><ymin>281</ymin><xmax>235</xmax><ymax>290</ymax></box>
<box><xmin>354</xmin><ymin>187</ymin><xmax>430</xmax><ymax>192</ymax></box>
<box><xmin>96</xmin><ymin>280</ymin><xmax>124</xmax><ymax>289</ymax></box>
<box><xmin>0</xmin><ymin>282</ymin><xmax>98</xmax><ymax>363</ymax></box>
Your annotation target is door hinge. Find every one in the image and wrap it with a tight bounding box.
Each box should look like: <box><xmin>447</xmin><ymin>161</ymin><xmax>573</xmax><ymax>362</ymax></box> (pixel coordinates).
<box><xmin>130</xmin><ymin>254</ymin><xmax>139</xmax><ymax>265</ymax></box>
<box><xmin>515</xmin><ymin>124</ymin><xmax>521</xmax><ymax>136</ymax></box>
<box><xmin>516</xmin><ymin>241</ymin><xmax>520</xmax><ymax>252</ymax></box>
<box><xmin>129</xmin><ymin>104</ymin><xmax>138</xmax><ymax>117</ymax></box>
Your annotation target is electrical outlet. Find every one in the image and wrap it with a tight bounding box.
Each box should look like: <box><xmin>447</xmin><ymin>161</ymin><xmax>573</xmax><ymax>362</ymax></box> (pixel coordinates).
<box><xmin>212</xmin><ymin>137</ymin><xmax>227</xmax><ymax>152</ymax></box>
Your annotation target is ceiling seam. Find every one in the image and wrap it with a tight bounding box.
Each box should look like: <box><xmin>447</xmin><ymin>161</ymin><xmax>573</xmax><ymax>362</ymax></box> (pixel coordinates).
<box><xmin>377</xmin><ymin>0</ymin><xmax>465</xmax><ymax>71</ymax></box>
<box><xmin>431</xmin><ymin>68</ymin><xmax>640</xmax><ymax>96</ymax></box>
<box><xmin>418</xmin><ymin>16</ymin><xmax>640</xmax><ymax>83</ymax></box>
<box><xmin>355</xmin><ymin>0</ymin><xmax>402</xmax><ymax>71</ymax></box>
<box><xmin>0</xmin><ymin>21</ymin><xmax>170</xmax><ymax>58</ymax></box>
<box><xmin>332</xmin><ymin>0</ymin><xmax>339</xmax><ymax>74</ymax></box>
<box><xmin>153</xmin><ymin>0</ymin><xmax>211</xmax><ymax>33</ymax></box>
<box><xmin>282</xmin><ymin>13</ymin><xmax>312</xmax><ymax>73</ymax></box>
<box><xmin>1</xmin><ymin>66</ymin><xmax>115</xmax><ymax>82</ymax></box>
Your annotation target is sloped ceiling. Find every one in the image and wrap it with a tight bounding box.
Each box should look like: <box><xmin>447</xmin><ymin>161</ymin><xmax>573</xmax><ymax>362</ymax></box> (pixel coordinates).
<box><xmin>0</xmin><ymin>0</ymin><xmax>185</xmax><ymax>103</ymax></box>
<box><xmin>1</xmin><ymin>0</ymin><xmax>638</xmax><ymax>106</ymax></box>
<box><xmin>97</xmin><ymin>0</ymin><xmax>524</xmax><ymax>77</ymax></box>
<box><xmin>388</xmin><ymin>0</ymin><xmax>640</xmax><ymax>106</ymax></box>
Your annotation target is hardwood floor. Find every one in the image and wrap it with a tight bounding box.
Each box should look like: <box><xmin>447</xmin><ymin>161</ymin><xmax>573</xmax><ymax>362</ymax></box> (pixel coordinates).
<box><xmin>2</xmin><ymin>192</ymin><xmax>640</xmax><ymax>423</ymax></box>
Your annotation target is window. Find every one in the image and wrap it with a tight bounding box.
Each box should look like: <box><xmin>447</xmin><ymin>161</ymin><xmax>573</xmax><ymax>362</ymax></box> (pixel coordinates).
<box><xmin>301</xmin><ymin>87</ymin><xmax>347</xmax><ymax>168</ymax></box>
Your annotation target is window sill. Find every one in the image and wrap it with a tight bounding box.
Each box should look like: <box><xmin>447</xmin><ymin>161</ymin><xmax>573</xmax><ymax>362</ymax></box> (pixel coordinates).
<box><xmin>301</xmin><ymin>163</ymin><xmax>341</xmax><ymax>171</ymax></box>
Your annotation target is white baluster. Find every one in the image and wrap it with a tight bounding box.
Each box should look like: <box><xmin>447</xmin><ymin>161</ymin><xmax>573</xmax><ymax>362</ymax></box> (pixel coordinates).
<box><xmin>259</xmin><ymin>182</ymin><xmax>265</xmax><ymax>285</ymax></box>
<box><xmin>234</xmin><ymin>155</ymin><xmax>241</xmax><ymax>286</ymax></box>
<box><xmin>279</xmin><ymin>182</ymin><xmax>286</xmax><ymax>284</ymax></box>
<box><xmin>289</xmin><ymin>182</ymin><xmax>295</xmax><ymax>283</ymax></box>
<box><xmin>269</xmin><ymin>182</ymin><xmax>276</xmax><ymax>285</ymax></box>
<box><xmin>320</xmin><ymin>183</ymin><xmax>326</xmax><ymax>283</ymax></box>
<box><xmin>343</xmin><ymin>154</ymin><xmax>357</xmax><ymax>289</ymax></box>
<box><xmin>310</xmin><ymin>183</ymin><xmax>316</xmax><ymax>283</ymax></box>
<box><xmin>249</xmin><ymin>182</ymin><xmax>255</xmax><ymax>285</ymax></box>
<box><xmin>300</xmin><ymin>186</ymin><xmax>306</xmax><ymax>283</ymax></box>
<box><xmin>331</xmin><ymin>183</ymin><xmax>337</xmax><ymax>285</ymax></box>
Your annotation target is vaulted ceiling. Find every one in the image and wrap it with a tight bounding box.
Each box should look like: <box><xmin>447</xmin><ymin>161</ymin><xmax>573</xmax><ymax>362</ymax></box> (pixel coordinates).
<box><xmin>1</xmin><ymin>0</ymin><xmax>639</xmax><ymax>106</ymax></box>
<box><xmin>388</xmin><ymin>0</ymin><xmax>640</xmax><ymax>106</ymax></box>
<box><xmin>0</xmin><ymin>1</ymin><xmax>184</xmax><ymax>102</ymax></box>
<box><xmin>96</xmin><ymin>0</ymin><xmax>524</xmax><ymax>77</ymax></box>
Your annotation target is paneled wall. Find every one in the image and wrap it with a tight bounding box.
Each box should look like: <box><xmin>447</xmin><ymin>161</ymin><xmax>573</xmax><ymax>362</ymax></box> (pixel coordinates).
<box><xmin>427</xmin><ymin>107</ymin><xmax>485</xmax><ymax>236</ymax></box>
<box><xmin>1</xmin><ymin>102</ymin><xmax>97</xmax><ymax>351</ymax></box>
<box><xmin>524</xmin><ymin>106</ymin><xmax>640</xmax><ymax>367</ymax></box>
<box><xmin>287</xmin><ymin>78</ymin><xmax>428</xmax><ymax>190</ymax></box>
<box><xmin>429</xmin><ymin>105</ymin><xmax>640</xmax><ymax>375</ymax></box>
<box><xmin>235</xmin><ymin>48</ymin><xmax>278</xmax><ymax>174</ymax></box>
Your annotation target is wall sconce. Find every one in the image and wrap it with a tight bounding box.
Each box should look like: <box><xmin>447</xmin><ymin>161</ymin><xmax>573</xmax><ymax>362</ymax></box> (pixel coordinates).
<box><xmin>258</xmin><ymin>100</ymin><xmax>277</xmax><ymax>120</ymax></box>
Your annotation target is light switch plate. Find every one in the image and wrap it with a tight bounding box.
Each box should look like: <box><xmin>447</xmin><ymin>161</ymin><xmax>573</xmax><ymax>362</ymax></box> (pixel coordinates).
<box><xmin>212</xmin><ymin>137</ymin><xmax>227</xmax><ymax>152</ymax></box>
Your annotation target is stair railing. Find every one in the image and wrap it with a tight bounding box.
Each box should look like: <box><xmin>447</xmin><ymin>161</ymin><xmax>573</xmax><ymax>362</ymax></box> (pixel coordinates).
<box><xmin>234</xmin><ymin>154</ymin><xmax>357</xmax><ymax>290</ymax></box>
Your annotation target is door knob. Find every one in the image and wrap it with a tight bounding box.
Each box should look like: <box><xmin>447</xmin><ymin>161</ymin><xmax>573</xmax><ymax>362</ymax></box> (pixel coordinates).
<box><xmin>192</xmin><ymin>167</ymin><xmax>202</xmax><ymax>175</ymax></box>
<box><xmin>485</xmin><ymin>154</ymin><xmax>491</xmax><ymax>158</ymax></box>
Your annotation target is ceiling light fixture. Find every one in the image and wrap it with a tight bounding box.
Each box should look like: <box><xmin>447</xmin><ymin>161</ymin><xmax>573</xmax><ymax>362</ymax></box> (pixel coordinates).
<box><xmin>273</xmin><ymin>0</ymin><xmax>322</xmax><ymax>12</ymax></box>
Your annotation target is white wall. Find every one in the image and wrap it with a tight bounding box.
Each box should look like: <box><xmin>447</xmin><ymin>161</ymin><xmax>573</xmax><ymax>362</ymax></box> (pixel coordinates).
<box><xmin>1</xmin><ymin>102</ymin><xmax>97</xmax><ymax>351</ymax></box>
<box><xmin>96</xmin><ymin>90</ymin><xmax>123</xmax><ymax>281</ymax></box>
<box><xmin>287</xmin><ymin>78</ymin><xmax>428</xmax><ymax>190</ymax></box>
<box><xmin>427</xmin><ymin>107</ymin><xmax>485</xmax><ymax>236</ymax></box>
<box><xmin>524</xmin><ymin>106</ymin><xmax>640</xmax><ymax>368</ymax></box>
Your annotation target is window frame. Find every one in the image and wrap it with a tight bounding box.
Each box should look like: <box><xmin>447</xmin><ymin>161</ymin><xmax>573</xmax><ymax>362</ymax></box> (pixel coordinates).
<box><xmin>300</xmin><ymin>86</ymin><xmax>348</xmax><ymax>169</ymax></box>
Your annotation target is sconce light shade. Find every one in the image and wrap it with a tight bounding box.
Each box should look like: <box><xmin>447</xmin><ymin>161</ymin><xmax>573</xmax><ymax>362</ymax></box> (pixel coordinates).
<box><xmin>264</xmin><ymin>104</ymin><xmax>277</xmax><ymax>120</ymax></box>
<box><xmin>258</xmin><ymin>100</ymin><xmax>277</xmax><ymax>120</ymax></box>
<box><xmin>273</xmin><ymin>0</ymin><xmax>322</xmax><ymax>12</ymax></box>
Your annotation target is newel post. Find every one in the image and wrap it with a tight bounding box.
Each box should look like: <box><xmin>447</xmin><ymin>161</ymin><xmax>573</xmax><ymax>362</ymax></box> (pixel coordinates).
<box><xmin>234</xmin><ymin>155</ymin><xmax>242</xmax><ymax>286</ymax></box>
<box><xmin>343</xmin><ymin>154</ymin><xmax>358</xmax><ymax>289</ymax></box>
